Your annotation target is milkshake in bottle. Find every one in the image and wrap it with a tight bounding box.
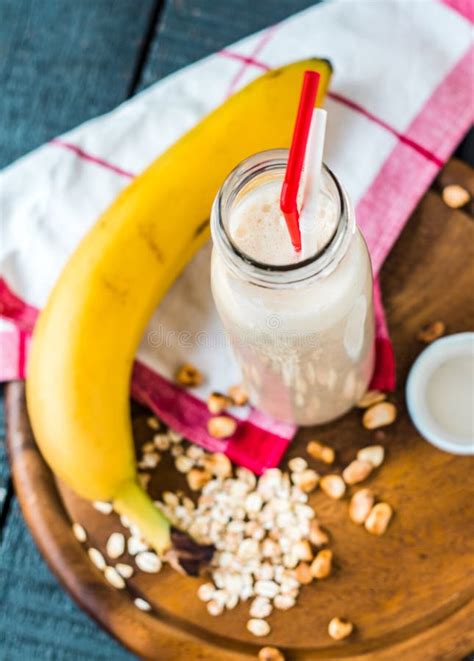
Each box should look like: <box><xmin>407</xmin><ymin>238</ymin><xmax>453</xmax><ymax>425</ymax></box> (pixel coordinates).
<box><xmin>210</xmin><ymin>150</ymin><xmax>375</xmax><ymax>426</ymax></box>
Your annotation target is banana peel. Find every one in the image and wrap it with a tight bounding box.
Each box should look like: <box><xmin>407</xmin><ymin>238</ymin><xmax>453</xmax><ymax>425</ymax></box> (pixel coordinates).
<box><xmin>26</xmin><ymin>58</ymin><xmax>332</xmax><ymax>562</ymax></box>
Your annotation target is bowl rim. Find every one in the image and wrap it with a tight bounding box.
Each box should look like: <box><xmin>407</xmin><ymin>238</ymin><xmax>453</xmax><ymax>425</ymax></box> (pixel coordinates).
<box><xmin>406</xmin><ymin>332</ymin><xmax>474</xmax><ymax>456</ymax></box>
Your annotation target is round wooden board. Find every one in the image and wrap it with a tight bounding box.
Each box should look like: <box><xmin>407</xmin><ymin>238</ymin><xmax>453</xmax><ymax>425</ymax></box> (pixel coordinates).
<box><xmin>6</xmin><ymin>161</ymin><xmax>474</xmax><ymax>660</ymax></box>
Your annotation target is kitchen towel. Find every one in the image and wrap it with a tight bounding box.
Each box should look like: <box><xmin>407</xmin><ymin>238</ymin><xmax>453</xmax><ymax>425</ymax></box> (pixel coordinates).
<box><xmin>0</xmin><ymin>0</ymin><xmax>472</xmax><ymax>472</ymax></box>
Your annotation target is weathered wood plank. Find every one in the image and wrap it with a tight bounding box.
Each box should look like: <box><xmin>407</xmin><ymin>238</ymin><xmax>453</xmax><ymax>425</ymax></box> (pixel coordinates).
<box><xmin>138</xmin><ymin>0</ymin><xmax>320</xmax><ymax>89</ymax></box>
<box><xmin>0</xmin><ymin>498</ymin><xmax>132</xmax><ymax>660</ymax></box>
<box><xmin>0</xmin><ymin>0</ymin><xmax>157</xmax><ymax>168</ymax></box>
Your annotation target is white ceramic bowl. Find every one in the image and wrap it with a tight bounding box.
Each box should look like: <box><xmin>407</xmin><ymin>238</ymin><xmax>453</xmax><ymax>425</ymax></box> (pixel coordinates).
<box><xmin>406</xmin><ymin>332</ymin><xmax>474</xmax><ymax>455</ymax></box>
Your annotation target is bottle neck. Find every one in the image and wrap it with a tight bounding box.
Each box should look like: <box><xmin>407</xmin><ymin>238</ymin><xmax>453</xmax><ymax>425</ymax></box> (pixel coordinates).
<box><xmin>211</xmin><ymin>149</ymin><xmax>355</xmax><ymax>289</ymax></box>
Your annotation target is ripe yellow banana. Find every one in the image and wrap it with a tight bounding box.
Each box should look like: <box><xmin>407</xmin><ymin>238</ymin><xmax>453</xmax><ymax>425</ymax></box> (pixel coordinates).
<box><xmin>26</xmin><ymin>59</ymin><xmax>332</xmax><ymax>555</ymax></box>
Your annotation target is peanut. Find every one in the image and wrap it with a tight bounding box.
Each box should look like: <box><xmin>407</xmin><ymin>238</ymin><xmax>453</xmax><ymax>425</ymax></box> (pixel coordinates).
<box><xmin>328</xmin><ymin>617</ymin><xmax>353</xmax><ymax>640</ymax></box>
<box><xmin>295</xmin><ymin>562</ymin><xmax>313</xmax><ymax>585</ymax></box>
<box><xmin>175</xmin><ymin>363</ymin><xmax>203</xmax><ymax>387</ymax></box>
<box><xmin>416</xmin><ymin>320</ymin><xmax>445</xmax><ymax>343</ymax></box>
<box><xmin>186</xmin><ymin>468</ymin><xmax>212</xmax><ymax>491</ymax></box>
<box><xmin>342</xmin><ymin>459</ymin><xmax>373</xmax><ymax>485</ymax></box>
<box><xmin>207</xmin><ymin>416</ymin><xmax>237</xmax><ymax>439</ymax></box>
<box><xmin>228</xmin><ymin>384</ymin><xmax>249</xmax><ymax>406</ymax></box>
<box><xmin>258</xmin><ymin>647</ymin><xmax>285</xmax><ymax>661</ymax></box>
<box><xmin>306</xmin><ymin>440</ymin><xmax>335</xmax><ymax>464</ymax></box>
<box><xmin>362</xmin><ymin>402</ymin><xmax>397</xmax><ymax>429</ymax></box>
<box><xmin>356</xmin><ymin>389</ymin><xmax>386</xmax><ymax>409</ymax></box>
<box><xmin>364</xmin><ymin>502</ymin><xmax>393</xmax><ymax>535</ymax></box>
<box><xmin>311</xmin><ymin>549</ymin><xmax>333</xmax><ymax>579</ymax></box>
<box><xmin>207</xmin><ymin>392</ymin><xmax>231</xmax><ymax>415</ymax></box>
<box><xmin>202</xmin><ymin>451</ymin><xmax>233</xmax><ymax>477</ymax></box>
<box><xmin>293</xmin><ymin>540</ymin><xmax>314</xmax><ymax>562</ymax></box>
<box><xmin>442</xmin><ymin>184</ymin><xmax>470</xmax><ymax>209</ymax></box>
<box><xmin>357</xmin><ymin>444</ymin><xmax>385</xmax><ymax>467</ymax></box>
<box><xmin>349</xmin><ymin>488</ymin><xmax>375</xmax><ymax>524</ymax></box>
<box><xmin>320</xmin><ymin>474</ymin><xmax>346</xmax><ymax>499</ymax></box>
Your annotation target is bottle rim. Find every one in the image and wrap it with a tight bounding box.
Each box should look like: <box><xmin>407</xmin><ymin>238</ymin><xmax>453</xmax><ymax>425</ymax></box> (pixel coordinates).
<box><xmin>211</xmin><ymin>149</ymin><xmax>354</xmax><ymax>288</ymax></box>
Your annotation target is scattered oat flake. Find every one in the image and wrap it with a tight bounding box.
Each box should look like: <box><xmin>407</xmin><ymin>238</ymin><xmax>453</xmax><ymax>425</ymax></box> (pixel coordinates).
<box><xmin>250</xmin><ymin>596</ymin><xmax>273</xmax><ymax>619</ymax></box>
<box><xmin>236</xmin><ymin>467</ymin><xmax>257</xmax><ymax>489</ymax></box>
<box><xmin>116</xmin><ymin>563</ymin><xmax>134</xmax><ymax>579</ymax></box>
<box><xmin>207</xmin><ymin>599</ymin><xmax>224</xmax><ymax>616</ymax></box>
<box><xmin>104</xmin><ymin>566</ymin><xmax>126</xmax><ymax>589</ymax></box>
<box><xmin>273</xmin><ymin>594</ymin><xmax>295</xmax><ymax>611</ymax></box>
<box><xmin>140</xmin><ymin>452</ymin><xmax>160</xmax><ymax>469</ymax></box>
<box><xmin>128</xmin><ymin>536</ymin><xmax>148</xmax><ymax>556</ymax></box>
<box><xmin>142</xmin><ymin>441</ymin><xmax>155</xmax><ymax>453</ymax></box>
<box><xmin>197</xmin><ymin>582</ymin><xmax>215</xmax><ymax>602</ymax></box>
<box><xmin>134</xmin><ymin>597</ymin><xmax>152</xmax><ymax>611</ymax></box>
<box><xmin>135</xmin><ymin>551</ymin><xmax>162</xmax><ymax>573</ymax></box>
<box><xmin>147</xmin><ymin>416</ymin><xmax>160</xmax><ymax>430</ymax></box>
<box><xmin>72</xmin><ymin>522</ymin><xmax>87</xmax><ymax>543</ymax></box>
<box><xmin>88</xmin><ymin>547</ymin><xmax>106</xmax><ymax>571</ymax></box>
<box><xmin>187</xmin><ymin>444</ymin><xmax>204</xmax><ymax>461</ymax></box>
<box><xmin>247</xmin><ymin>618</ymin><xmax>271</xmax><ymax>637</ymax></box>
<box><xmin>153</xmin><ymin>433</ymin><xmax>170</xmax><ymax>451</ymax></box>
<box><xmin>168</xmin><ymin>429</ymin><xmax>183</xmax><ymax>443</ymax></box>
<box><xmin>106</xmin><ymin>532</ymin><xmax>125</xmax><ymax>559</ymax></box>
<box><xmin>162</xmin><ymin>491</ymin><xmax>179</xmax><ymax>507</ymax></box>
<box><xmin>175</xmin><ymin>455</ymin><xmax>194</xmax><ymax>473</ymax></box>
<box><xmin>93</xmin><ymin>500</ymin><xmax>113</xmax><ymax>515</ymax></box>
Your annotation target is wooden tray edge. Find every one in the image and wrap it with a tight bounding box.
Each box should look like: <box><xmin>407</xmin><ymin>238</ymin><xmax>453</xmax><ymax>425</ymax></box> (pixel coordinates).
<box><xmin>5</xmin><ymin>381</ymin><xmax>252</xmax><ymax>661</ymax></box>
<box><xmin>6</xmin><ymin>381</ymin><xmax>474</xmax><ymax>660</ymax></box>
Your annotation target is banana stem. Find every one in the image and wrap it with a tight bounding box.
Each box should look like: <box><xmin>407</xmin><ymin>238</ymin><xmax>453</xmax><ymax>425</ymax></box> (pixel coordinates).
<box><xmin>113</xmin><ymin>481</ymin><xmax>171</xmax><ymax>554</ymax></box>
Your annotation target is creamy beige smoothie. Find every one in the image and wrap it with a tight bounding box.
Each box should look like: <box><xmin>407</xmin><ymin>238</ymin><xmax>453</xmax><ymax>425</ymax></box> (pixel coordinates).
<box><xmin>211</xmin><ymin>150</ymin><xmax>375</xmax><ymax>426</ymax></box>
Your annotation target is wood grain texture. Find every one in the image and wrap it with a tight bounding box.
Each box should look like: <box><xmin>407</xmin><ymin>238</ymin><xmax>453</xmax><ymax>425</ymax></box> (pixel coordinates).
<box><xmin>6</xmin><ymin>160</ymin><xmax>474</xmax><ymax>659</ymax></box>
<box><xmin>0</xmin><ymin>0</ymin><xmax>157</xmax><ymax>169</ymax></box>
<box><xmin>138</xmin><ymin>0</ymin><xmax>320</xmax><ymax>90</ymax></box>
